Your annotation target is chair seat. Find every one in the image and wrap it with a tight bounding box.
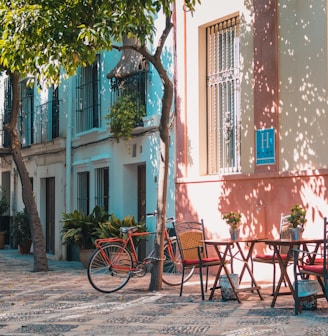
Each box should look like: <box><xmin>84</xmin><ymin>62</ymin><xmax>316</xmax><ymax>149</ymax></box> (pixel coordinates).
<box><xmin>183</xmin><ymin>257</ymin><xmax>221</xmax><ymax>266</ymax></box>
<box><xmin>294</xmin><ymin>217</ymin><xmax>328</xmax><ymax>315</ymax></box>
<box><xmin>300</xmin><ymin>264</ymin><xmax>326</xmax><ymax>274</ymax></box>
<box><xmin>305</xmin><ymin>257</ymin><xmax>325</xmax><ymax>264</ymax></box>
<box><xmin>254</xmin><ymin>253</ymin><xmax>288</xmax><ymax>261</ymax></box>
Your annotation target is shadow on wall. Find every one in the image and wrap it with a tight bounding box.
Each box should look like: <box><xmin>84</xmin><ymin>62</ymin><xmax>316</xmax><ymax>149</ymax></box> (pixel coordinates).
<box><xmin>176</xmin><ymin>171</ymin><xmax>328</xmax><ymax>256</ymax></box>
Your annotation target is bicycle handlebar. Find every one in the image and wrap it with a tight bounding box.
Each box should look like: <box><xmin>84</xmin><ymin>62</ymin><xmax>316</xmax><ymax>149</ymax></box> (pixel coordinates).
<box><xmin>146</xmin><ymin>211</ymin><xmax>176</xmax><ymax>223</ymax></box>
<box><xmin>146</xmin><ymin>211</ymin><xmax>158</xmax><ymax>217</ymax></box>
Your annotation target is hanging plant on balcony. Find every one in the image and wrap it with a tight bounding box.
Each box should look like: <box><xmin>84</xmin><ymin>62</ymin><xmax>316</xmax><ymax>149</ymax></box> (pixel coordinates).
<box><xmin>106</xmin><ymin>94</ymin><xmax>146</xmax><ymax>142</ymax></box>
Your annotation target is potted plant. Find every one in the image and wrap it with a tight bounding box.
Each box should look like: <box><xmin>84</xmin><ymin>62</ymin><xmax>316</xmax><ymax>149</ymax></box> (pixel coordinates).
<box><xmin>12</xmin><ymin>209</ymin><xmax>32</xmax><ymax>254</ymax></box>
<box><xmin>223</xmin><ymin>211</ymin><xmax>242</xmax><ymax>240</ymax></box>
<box><xmin>105</xmin><ymin>93</ymin><xmax>146</xmax><ymax>143</ymax></box>
<box><xmin>0</xmin><ymin>187</ymin><xmax>9</xmax><ymax>249</ymax></box>
<box><xmin>61</xmin><ymin>206</ymin><xmax>110</xmax><ymax>267</ymax></box>
<box><xmin>96</xmin><ymin>213</ymin><xmax>147</xmax><ymax>247</ymax></box>
<box><xmin>287</xmin><ymin>204</ymin><xmax>306</xmax><ymax>240</ymax></box>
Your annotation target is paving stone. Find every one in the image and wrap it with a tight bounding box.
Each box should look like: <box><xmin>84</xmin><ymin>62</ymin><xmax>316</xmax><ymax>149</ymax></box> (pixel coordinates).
<box><xmin>0</xmin><ymin>249</ymin><xmax>328</xmax><ymax>335</ymax></box>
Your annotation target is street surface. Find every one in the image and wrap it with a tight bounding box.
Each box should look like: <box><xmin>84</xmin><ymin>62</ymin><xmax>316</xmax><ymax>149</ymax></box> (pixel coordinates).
<box><xmin>0</xmin><ymin>249</ymin><xmax>328</xmax><ymax>335</ymax></box>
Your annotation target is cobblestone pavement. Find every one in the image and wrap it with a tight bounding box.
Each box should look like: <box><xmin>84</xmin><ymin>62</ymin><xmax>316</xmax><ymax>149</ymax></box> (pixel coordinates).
<box><xmin>0</xmin><ymin>249</ymin><xmax>328</xmax><ymax>336</ymax></box>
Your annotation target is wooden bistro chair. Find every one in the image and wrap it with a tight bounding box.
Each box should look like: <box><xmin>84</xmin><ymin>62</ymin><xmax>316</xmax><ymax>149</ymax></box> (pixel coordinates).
<box><xmin>253</xmin><ymin>214</ymin><xmax>291</xmax><ymax>294</ymax></box>
<box><xmin>293</xmin><ymin>217</ymin><xmax>328</xmax><ymax>315</ymax></box>
<box><xmin>174</xmin><ymin>220</ymin><xmax>225</xmax><ymax>300</ymax></box>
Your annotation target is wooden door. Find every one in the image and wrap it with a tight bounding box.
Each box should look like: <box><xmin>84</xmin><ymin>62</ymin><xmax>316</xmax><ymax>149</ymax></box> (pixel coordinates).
<box><xmin>45</xmin><ymin>177</ymin><xmax>55</xmax><ymax>254</ymax></box>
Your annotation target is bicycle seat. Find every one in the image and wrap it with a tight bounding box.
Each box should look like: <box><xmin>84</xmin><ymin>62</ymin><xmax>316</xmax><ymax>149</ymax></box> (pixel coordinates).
<box><xmin>120</xmin><ymin>226</ymin><xmax>138</xmax><ymax>234</ymax></box>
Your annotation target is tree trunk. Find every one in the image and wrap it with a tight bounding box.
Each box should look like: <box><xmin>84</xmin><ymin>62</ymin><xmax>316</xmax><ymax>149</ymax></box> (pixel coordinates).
<box><xmin>133</xmin><ymin>15</ymin><xmax>174</xmax><ymax>292</ymax></box>
<box><xmin>6</xmin><ymin>72</ymin><xmax>48</xmax><ymax>272</ymax></box>
<box><xmin>148</xmin><ymin>68</ymin><xmax>173</xmax><ymax>292</ymax></box>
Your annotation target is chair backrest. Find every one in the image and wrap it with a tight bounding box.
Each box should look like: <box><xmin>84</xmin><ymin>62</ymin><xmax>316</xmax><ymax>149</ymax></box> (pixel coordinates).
<box><xmin>280</xmin><ymin>214</ymin><xmax>290</xmax><ymax>254</ymax></box>
<box><xmin>174</xmin><ymin>220</ymin><xmax>206</xmax><ymax>261</ymax></box>
<box><xmin>280</xmin><ymin>214</ymin><xmax>290</xmax><ymax>239</ymax></box>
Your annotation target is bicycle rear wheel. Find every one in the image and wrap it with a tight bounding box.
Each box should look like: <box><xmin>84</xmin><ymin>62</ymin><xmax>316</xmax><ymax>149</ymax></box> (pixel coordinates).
<box><xmin>87</xmin><ymin>243</ymin><xmax>133</xmax><ymax>293</ymax></box>
<box><xmin>162</xmin><ymin>238</ymin><xmax>195</xmax><ymax>286</ymax></box>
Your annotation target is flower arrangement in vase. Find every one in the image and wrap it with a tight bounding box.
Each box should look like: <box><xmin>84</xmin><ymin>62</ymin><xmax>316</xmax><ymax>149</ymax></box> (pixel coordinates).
<box><xmin>287</xmin><ymin>204</ymin><xmax>306</xmax><ymax>240</ymax></box>
<box><xmin>223</xmin><ymin>211</ymin><xmax>242</xmax><ymax>240</ymax></box>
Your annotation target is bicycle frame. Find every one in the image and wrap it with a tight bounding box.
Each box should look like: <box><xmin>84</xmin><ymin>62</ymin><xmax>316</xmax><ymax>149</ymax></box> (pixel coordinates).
<box><xmin>88</xmin><ymin>218</ymin><xmax>195</xmax><ymax>292</ymax></box>
<box><xmin>94</xmin><ymin>226</ymin><xmax>177</xmax><ymax>274</ymax></box>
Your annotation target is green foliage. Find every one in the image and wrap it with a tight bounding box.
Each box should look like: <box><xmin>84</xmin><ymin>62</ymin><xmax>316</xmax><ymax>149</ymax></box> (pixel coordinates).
<box><xmin>12</xmin><ymin>209</ymin><xmax>31</xmax><ymax>245</ymax></box>
<box><xmin>0</xmin><ymin>0</ymin><xmax>200</xmax><ymax>87</ymax></box>
<box><xmin>105</xmin><ymin>94</ymin><xmax>146</xmax><ymax>142</ymax></box>
<box><xmin>61</xmin><ymin>206</ymin><xmax>110</xmax><ymax>249</ymax></box>
<box><xmin>0</xmin><ymin>187</ymin><xmax>9</xmax><ymax>217</ymax></box>
<box><xmin>96</xmin><ymin>213</ymin><xmax>147</xmax><ymax>247</ymax></box>
<box><xmin>0</xmin><ymin>0</ymin><xmax>201</xmax><ymax>280</ymax></box>
<box><xmin>287</xmin><ymin>204</ymin><xmax>307</xmax><ymax>229</ymax></box>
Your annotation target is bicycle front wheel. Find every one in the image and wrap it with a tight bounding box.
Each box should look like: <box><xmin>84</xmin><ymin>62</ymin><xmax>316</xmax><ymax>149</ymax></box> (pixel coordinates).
<box><xmin>87</xmin><ymin>243</ymin><xmax>133</xmax><ymax>293</ymax></box>
<box><xmin>162</xmin><ymin>238</ymin><xmax>195</xmax><ymax>286</ymax></box>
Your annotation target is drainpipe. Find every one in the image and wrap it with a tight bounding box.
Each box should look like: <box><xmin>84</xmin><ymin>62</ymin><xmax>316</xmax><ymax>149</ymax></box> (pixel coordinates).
<box><xmin>13</xmin><ymin>167</ymin><xmax>17</xmax><ymax>213</ymax></box>
<box><xmin>65</xmin><ymin>79</ymin><xmax>73</xmax><ymax>214</ymax></box>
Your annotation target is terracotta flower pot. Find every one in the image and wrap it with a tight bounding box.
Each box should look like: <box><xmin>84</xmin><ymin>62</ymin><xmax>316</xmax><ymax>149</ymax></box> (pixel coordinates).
<box><xmin>79</xmin><ymin>249</ymin><xmax>95</xmax><ymax>268</ymax></box>
<box><xmin>19</xmin><ymin>239</ymin><xmax>32</xmax><ymax>254</ymax></box>
<box><xmin>0</xmin><ymin>232</ymin><xmax>5</xmax><ymax>249</ymax></box>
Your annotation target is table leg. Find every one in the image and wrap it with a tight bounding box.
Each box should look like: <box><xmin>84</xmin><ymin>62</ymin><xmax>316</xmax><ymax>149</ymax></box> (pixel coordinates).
<box><xmin>271</xmin><ymin>245</ymin><xmax>295</xmax><ymax>307</ymax></box>
<box><xmin>209</xmin><ymin>245</ymin><xmax>242</xmax><ymax>303</ymax></box>
<box><xmin>236</xmin><ymin>242</ymin><xmax>264</xmax><ymax>300</ymax></box>
<box><xmin>237</xmin><ymin>241</ymin><xmax>254</xmax><ymax>282</ymax></box>
<box><xmin>209</xmin><ymin>244</ymin><xmax>227</xmax><ymax>300</ymax></box>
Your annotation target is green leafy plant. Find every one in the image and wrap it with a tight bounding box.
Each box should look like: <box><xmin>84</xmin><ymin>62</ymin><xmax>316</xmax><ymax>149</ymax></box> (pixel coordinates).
<box><xmin>61</xmin><ymin>206</ymin><xmax>110</xmax><ymax>249</ymax></box>
<box><xmin>0</xmin><ymin>187</ymin><xmax>9</xmax><ymax>217</ymax></box>
<box><xmin>12</xmin><ymin>209</ymin><xmax>32</xmax><ymax>246</ymax></box>
<box><xmin>0</xmin><ymin>187</ymin><xmax>9</xmax><ymax>232</ymax></box>
<box><xmin>223</xmin><ymin>211</ymin><xmax>242</xmax><ymax>231</ymax></box>
<box><xmin>96</xmin><ymin>214</ymin><xmax>147</xmax><ymax>247</ymax></box>
<box><xmin>105</xmin><ymin>94</ymin><xmax>146</xmax><ymax>142</ymax></box>
<box><xmin>287</xmin><ymin>204</ymin><xmax>307</xmax><ymax>229</ymax></box>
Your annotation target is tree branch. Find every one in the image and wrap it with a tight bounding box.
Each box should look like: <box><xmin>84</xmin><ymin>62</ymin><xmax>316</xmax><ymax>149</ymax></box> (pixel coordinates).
<box><xmin>154</xmin><ymin>15</ymin><xmax>173</xmax><ymax>60</ymax></box>
<box><xmin>111</xmin><ymin>13</ymin><xmax>173</xmax><ymax>67</ymax></box>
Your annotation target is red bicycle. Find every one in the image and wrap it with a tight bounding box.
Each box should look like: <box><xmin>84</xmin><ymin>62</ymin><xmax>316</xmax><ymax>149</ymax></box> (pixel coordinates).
<box><xmin>87</xmin><ymin>213</ymin><xmax>195</xmax><ymax>293</ymax></box>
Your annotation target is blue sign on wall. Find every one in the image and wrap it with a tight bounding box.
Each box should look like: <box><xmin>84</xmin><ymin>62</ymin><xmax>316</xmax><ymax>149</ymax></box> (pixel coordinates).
<box><xmin>256</xmin><ymin>128</ymin><xmax>275</xmax><ymax>165</ymax></box>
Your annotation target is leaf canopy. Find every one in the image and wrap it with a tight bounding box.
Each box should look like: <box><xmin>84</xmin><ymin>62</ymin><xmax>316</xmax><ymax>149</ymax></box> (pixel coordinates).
<box><xmin>0</xmin><ymin>0</ymin><xmax>200</xmax><ymax>86</ymax></box>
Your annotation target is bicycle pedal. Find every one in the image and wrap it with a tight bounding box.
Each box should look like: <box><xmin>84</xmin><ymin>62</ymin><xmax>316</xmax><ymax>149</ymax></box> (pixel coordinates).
<box><xmin>134</xmin><ymin>264</ymin><xmax>147</xmax><ymax>277</ymax></box>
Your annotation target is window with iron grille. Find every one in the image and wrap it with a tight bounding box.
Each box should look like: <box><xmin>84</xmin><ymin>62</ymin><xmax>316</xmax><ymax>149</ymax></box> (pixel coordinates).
<box><xmin>51</xmin><ymin>88</ymin><xmax>60</xmax><ymax>139</ymax></box>
<box><xmin>95</xmin><ymin>167</ymin><xmax>109</xmax><ymax>211</ymax></box>
<box><xmin>2</xmin><ymin>77</ymin><xmax>12</xmax><ymax>148</ymax></box>
<box><xmin>110</xmin><ymin>71</ymin><xmax>147</xmax><ymax>126</ymax></box>
<box><xmin>76</xmin><ymin>55</ymin><xmax>100</xmax><ymax>132</ymax></box>
<box><xmin>19</xmin><ymin>80</ymin><xmax>34</xmax><ymax>147</ymax></box>
<box><xmin>77</xmin><ymin>172</ymin><xmax>90</xmax><ymax>214</ymax></box>
<box><xmin>35</xmin><ymin>87</ymin><xmax>60</xmax><ymax>143</ymax></box>
<box><xmin>206</xmin><ymin>16</ymin><xmax>241</xmax><ymax>174</ymax></box>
